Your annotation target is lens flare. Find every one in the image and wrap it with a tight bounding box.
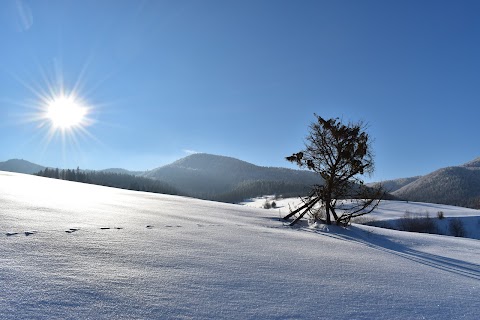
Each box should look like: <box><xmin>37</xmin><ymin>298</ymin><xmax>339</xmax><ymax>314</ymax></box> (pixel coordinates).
<box><xmin>12</xmin><ymin>67</ymin><xmax>98</xmax><ymax>156</ymax></box>
<box><xmin>46</xmin><ymin>95</ymin><xmax>88</xmax><ymax>129</ymax></box>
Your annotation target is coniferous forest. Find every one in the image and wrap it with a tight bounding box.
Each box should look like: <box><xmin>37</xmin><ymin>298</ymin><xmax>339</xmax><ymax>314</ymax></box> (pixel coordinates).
<box><xmin>35</xmin><ymin>167</ymin><xmax>311</xmax><ymax>204</ymax></box>
<box><xmin>35</xmin><ymin>168</ymin><xmax>179</xmax><ymax>196</ymax></box>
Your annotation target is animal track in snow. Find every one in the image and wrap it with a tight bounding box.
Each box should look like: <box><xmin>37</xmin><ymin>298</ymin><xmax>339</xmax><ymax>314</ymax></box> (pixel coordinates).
<box><xmin>6</xmin><ymin>231</ymin><xmax>38</xmax><ymax>236</ymax></box>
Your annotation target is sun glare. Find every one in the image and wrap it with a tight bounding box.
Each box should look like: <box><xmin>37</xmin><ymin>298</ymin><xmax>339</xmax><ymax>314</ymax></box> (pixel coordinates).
<box><xmin>15</xmin><ymin>63</ymin><xmax>99</xmax><ymax>156</ymax></box>
<box><xmin>46</xmin><ymin>95</ymin><xmax>87</xmax><ymax>129</ymax></box>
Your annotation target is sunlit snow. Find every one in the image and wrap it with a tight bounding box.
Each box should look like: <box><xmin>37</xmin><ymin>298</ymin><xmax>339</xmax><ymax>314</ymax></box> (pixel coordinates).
<box><xmin>1</xmin><ymin>172</ymin><xmax>479</xmax><ymax>319</ymax></box>
<box><xmin>243</xmin><ymin>196</ymin><xmax>480</xmax><ymax>239</ymax></box>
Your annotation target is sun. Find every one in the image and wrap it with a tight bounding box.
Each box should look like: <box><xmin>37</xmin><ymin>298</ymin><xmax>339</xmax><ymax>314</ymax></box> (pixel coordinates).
<box><xmin>14</xmin><ymin>62</ymin><xmax>99</xmax><ymax>155</ymax></box>
<box><xmin>46</xmin><ymin>95</ymin><xmax>88</xmax><ymax>129</ymax></box>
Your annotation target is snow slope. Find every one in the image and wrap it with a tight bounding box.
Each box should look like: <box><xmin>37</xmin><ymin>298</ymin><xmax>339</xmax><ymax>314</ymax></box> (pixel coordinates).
<box><xmin>243</xmin><ymin>196</ymin><xmax>480</xmax><ymax>239</ymax></box>
<box><xmin>1</xmin><ymin>172</ymin><xmax>480</xmax><ymax>319</ymax></box>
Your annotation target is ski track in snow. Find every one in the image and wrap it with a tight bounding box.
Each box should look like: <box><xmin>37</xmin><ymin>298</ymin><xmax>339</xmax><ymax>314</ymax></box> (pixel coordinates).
<box><xmin>296</xmin><ymin>224</ymin><xmax>480</xmax><ymax>281</ymax></box>
<box><xmin>1</xmin><ymin>171</ymin><xmax>480</xmax><ymax>319</ymax></box>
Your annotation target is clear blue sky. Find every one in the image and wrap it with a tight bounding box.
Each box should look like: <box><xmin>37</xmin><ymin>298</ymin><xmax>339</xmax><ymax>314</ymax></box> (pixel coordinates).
<box><xmin>1</xmin><ymin>0</ymin><xmax>479</xmax><ymax>182</ymax></box>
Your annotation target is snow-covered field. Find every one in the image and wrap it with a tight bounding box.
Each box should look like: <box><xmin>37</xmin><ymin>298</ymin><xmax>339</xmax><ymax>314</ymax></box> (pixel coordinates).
<box><xmin>1</xmin><ymin>171</ymin><xmax>480</xmax><ymax>319</ymax></box>
<box><xmin>243</xmin><ymin>196</ymin><xmax>480</xmax><ymax>239</ymax></box>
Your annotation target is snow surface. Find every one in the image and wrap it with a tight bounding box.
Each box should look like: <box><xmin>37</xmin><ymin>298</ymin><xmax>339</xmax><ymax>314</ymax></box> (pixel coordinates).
<box><xmin>1</xmin><ymin>172</ymin><xmax>480</xmax><ymax>319</ymax></box>
<box><xmin>243</xmin><ymin>196</ymin><xmax>480</xmax><ymax>239</ymax></box>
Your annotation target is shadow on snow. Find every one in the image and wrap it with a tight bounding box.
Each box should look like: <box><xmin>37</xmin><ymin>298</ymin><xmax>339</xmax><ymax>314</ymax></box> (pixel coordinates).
<box><xmin>286</xmin><ymin>220</ymin><xmax>480</xmax><ymax>281</ymax></box>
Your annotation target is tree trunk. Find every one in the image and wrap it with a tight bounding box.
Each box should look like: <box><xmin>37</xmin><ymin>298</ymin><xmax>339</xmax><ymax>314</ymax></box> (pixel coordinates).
<box><xmin>325</xmin><ymin>202</ymin><xmax>332</xmax><ymax>225</ymax></box>
<box><xmin>330</xmin><ymin>206</ymin><xmax>339</xmax><ymax>222</ymax></box>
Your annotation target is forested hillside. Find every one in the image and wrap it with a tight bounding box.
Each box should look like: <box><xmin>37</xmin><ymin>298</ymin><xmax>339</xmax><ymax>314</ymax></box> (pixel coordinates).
<box><xmin>36</xmin><ymin>168</ymin><xmax>179</xmax><ymax>196</ymax></box>
<box><xmin>143</xmin><ymin>153</ymin><xmax>320</xmax><ymax>200</ymax></box>
<box><xmin>368</xmin><ymin>176</ymin><xmax>420</xmax><ymax>193</ymax></box>
<box><xmin>393</xmin><ymin>166</ymin><xmax>480</xmax><ymax>209</ymax></box>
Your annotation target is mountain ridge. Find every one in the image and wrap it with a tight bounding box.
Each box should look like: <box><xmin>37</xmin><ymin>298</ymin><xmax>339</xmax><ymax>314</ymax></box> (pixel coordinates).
<box><xmin>0</xmin><ymin>159</ymin><xmax>45</xmax><ymax>174</ymax></box>
<box><xmin>368</xmin><ymin>176</ymin><xmax>421</xmax><ymax>193</ymax></box>
<box><xmin>369</xmin><ymin>156</ymin><xmax>480</xmax><ymax>209</ymax></box>
<box><xmin>392</xmin><ymin>166</ymin><xmax>480</xmax><ymax>208</ymax></box>
<box><xmin>142</xmin><ymin>153</ymin><xmax>321</xmax><ymax>199</ymax></box>
<box><xmin>461</xmin><ymin>157</ymin><xmax>480</xmax><ymax>168</ymax></box>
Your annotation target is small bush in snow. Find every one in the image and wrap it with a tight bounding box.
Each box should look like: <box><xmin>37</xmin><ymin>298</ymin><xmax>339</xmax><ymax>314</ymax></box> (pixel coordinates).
<box><xmin>437</xmin><ymin>211</ymin><xmax>444</xmax><ymax>220</ymax></box>
<box><xmin>271</xmin><ymin>201</ymin><xmax>277</xmax><ymax>208</ymax></box>
<box><xmin>449</xmin><ymin>218</ymin><xmax>466</xmax><ymax>237</ymax></box>
<box><xmin>397</xmin><ymin>211</ymin><xmax>437</xmax><ymax>234</ymax></box>
<box><xmin>263</xmin><ymin>200</ymin><xmax>272</xmax><ymax>209</ymax></box>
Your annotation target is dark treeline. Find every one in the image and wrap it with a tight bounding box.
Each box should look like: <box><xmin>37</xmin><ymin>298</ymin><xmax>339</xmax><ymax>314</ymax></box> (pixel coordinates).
<box><xmin>36</xmin><ymin>167</ymin><xmax>179</xmax><ymax>196</ymax></box>
<box><xmin>35</xmin><ymin>168</ymin><xmax>314</xmax><ymax>204</ymax></box>
<box><xmin>213</xmin><ymin>180</ymin><xmax>311</xmax><ymax>203</ymax></box>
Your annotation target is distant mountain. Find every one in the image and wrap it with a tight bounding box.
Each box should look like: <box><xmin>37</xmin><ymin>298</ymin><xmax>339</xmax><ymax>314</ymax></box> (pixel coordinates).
<box><xmin>368</xmin><ymin>176</ymin><xmax>420</xmax><ymax>193</ymax></box>
<box><xmin>390</xmin><ymin>157</ymin><xmax>480</xmax><ymax>209</ymax></box>
<box><xmin>0</xmin><ymin>159</ymin><xmax>45</xmax><ymax>174</ymax></box>
<box><xmin>100</xmin><ymin>168</ymin><xmax>145</xmax><ymax>176</ymax></box>
<box><xmin>142</xmin><ymin>153</ymin><xmax>321</xmax><ymax>200</ymax></box>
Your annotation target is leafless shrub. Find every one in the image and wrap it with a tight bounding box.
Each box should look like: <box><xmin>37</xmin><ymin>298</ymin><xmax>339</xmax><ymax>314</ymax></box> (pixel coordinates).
<box><xmin>449</xmin><ymin>218</ymin><xmax>466</xmax><ymax>237</ymax></box>
<box><xmin>263</xmin><ymin>200</ymin><xmax>272</xmax><ymax>209</ymax></box>
<box><xmin>397</xmin><ymin>211</ymin><xmax>437</xmax><ymax>234</ymax></box>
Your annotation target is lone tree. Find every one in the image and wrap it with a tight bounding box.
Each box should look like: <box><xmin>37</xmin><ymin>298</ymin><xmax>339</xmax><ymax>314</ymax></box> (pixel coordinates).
<box><xmin>284</xmin><ymin>115</ymin><xmax>383</xmax><ymax>225</ymax></box>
